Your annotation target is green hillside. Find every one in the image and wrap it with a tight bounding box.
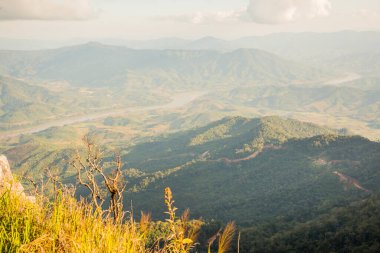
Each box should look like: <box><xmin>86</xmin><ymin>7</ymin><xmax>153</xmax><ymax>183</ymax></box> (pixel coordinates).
<box><xmin>125</xmin><ymin>116</ymin><xmax>337</xmax><ymax>172</ymax></box>
<box><xmin>0</xmin><ymin>76</ymin><xmax>67</xmax><ymax>128</ymax></box>
<box><xmin>216</xmin><ymin>86</ymin><xmax>380</xmax><ymax>122</ymax></box>
<box><xmin>240</xmin><ymin>194</ymin><xmax>380</xmax><ymax>252</ymax></box>
<box><xmin>1</xmin><ymin>116</ymin><xmax>379</xmax><ymax>252</ymax></box>
<box><xmin>127</xmin><ymin>132</ymin><xmax>379</xmax><ymax>222</ymax></box>
<box><xmin>0</xmin><ymin>75</ymin><xmax>171</xmax><ymax>130</ymax></box>
<box><xmin>0</xmin><ymin>44</ymin><xmax>328</xmax><ymax>88</ymax></box>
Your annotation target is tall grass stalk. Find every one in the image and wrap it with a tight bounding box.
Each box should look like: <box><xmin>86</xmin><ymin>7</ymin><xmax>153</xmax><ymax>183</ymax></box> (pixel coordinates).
<box><xmin>0</xmin><ymin>186</ymin><xmax>207</xmax><ymax>253</ymax></box>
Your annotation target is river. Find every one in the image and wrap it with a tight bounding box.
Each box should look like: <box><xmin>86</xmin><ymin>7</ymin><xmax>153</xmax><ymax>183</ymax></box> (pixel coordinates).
<box><xmin>0</xmin><ymin>71</ymin><xmax>363</xmax><ymax>140</ymax></box>
<box><xmin>324</xmin><ymin>72</ymin><xmax>362</xmax><ymax>85</ymax></box>
<box><xmin>0</xmin><ymin>91</ymin><xmax>207</xmax><ymax>140</ymax></box>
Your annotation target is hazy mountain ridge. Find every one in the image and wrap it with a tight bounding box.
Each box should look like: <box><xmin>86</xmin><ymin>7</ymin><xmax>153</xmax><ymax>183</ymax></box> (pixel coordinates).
<box><xmin>0</xmin><ymin>76</ymin><xmax>66</xmax><ymax>127</ymax></box>
<box><xmin>103</xmin><ymin>31</ymin><xmax>380</xmax><ymax>73</ymax></box>
<box><xmin>0</xmin><ymin>43</ymin><xmax>328</xmax><ymax>87</ymax></box>
<box><xmin>0</xmin><ymin>74</ymin><xmax>173</xmax><ymax>130</ymax></box>
<box><xmin>112</xmin><ymin>31</ymin><xmax>380</xmax><ymax>76</ymax></box>
<box><xmin>217</xmin><ymin>86</ymin><xmax>380</xmax><ymax>122</ymax></box>
<box><xmin>1</xmin><ymin>31</ymin><xmax>379</xmax><ymax>78</ymax></box>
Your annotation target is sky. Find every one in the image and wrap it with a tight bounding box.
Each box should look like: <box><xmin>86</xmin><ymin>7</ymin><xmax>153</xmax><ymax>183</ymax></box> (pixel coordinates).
<box><xmin>0</xmin><ymin>0</ymin><xmax>379</xmax><ymax>40</ymax></box>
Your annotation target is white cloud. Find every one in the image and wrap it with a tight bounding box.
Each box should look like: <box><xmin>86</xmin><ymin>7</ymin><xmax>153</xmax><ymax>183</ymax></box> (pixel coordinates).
<box><xmin>191</xmin><ymin>9</ymin><xmax>245</xmax><ymax>24</ymax></box>
<box><xmin>247</xmin><ymin>0</ymin><xmax>332</xmax><ymax>24</ymax></box>
<box><xmin>0</xmin><ymin>0</ymin><xmax>97</xmax><ymax>20</ymax></box>
<box><xmin>156</xmin><ymin>9</ymin><xmax>245</xmax><ymax>25</ymax></box>
<box><xmin>353</xmin><ymin>9</ymin><xmax>380</xmax><ymax>18</ymax></box>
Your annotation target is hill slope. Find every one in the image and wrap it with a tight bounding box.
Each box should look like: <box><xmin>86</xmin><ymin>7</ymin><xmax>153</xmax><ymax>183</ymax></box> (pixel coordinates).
<box><xmin>217</xmin><ymin>86</ymin><xmax>380</xmax><ymax>122</ymax></box>
<box><xmin>0</xmin><ymin>76</ymin><xmax>67</xmax><ymax>128</ymax></box>
<box><xmin>122</xmin><ymin>117</ymin><xmax>379</xmax><ymax>227</ymax></box>
<box><xmin>125</xmin><ymin>116</ymin><xmax>337</xmax><ymax>171</ymax></box>
<box><xmin>240</xmin><ymin>194</ymin><xmax>380</xmax><ymax>253</ymax></box>
<box><xmin>0</xmin><ymin>44</ymin><xmax>327</xmax><ymax>87</ymax></box>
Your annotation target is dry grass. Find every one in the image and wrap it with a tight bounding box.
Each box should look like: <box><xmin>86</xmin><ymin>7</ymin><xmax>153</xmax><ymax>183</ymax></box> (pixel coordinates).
<box><xmin>1</xmin><ymin>185</ymin><xmax>239</xmax><ymax>253</ymax></box>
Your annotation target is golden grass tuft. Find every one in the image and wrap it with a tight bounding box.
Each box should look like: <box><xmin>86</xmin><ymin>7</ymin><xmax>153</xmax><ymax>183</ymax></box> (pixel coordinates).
<box><xmin>0</xmin><ymin>186</ymin><xmax>211</xmax><ymax>253</ymax></box>
<box><xmin>217</xmin><ymin>222</ymin><xmax>236</xmax><ymax>253</ymax></box>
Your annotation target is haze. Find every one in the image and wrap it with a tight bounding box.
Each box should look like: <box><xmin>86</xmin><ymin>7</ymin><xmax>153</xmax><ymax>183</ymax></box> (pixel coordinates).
<box><xmin>0</xmin><ymin>0</ymin><xmax>379</xmax><ymax>45</ymax></box>
<box><xmin>0</xmin><ymin>1</ymin><xmax>380</xmax><ymax>252</ymax></box>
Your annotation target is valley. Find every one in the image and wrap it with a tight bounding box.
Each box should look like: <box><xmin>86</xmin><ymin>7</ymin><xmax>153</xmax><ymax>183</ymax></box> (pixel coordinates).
<box><xmin>0</xmin><ymin>31</ymin><xmax>379</xmax><ymax>252</ymax></box>
<box><xmin>0</xmin><ymin>90</ymin><xmax>206</xmax><ymax>139</ymax></box>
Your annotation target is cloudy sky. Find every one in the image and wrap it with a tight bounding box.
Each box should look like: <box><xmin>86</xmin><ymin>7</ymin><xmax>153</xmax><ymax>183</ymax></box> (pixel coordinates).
<box><xmin>0</xmin><ymin>0</ymin><xmax>379</xmax><ymax>40</ymax></box>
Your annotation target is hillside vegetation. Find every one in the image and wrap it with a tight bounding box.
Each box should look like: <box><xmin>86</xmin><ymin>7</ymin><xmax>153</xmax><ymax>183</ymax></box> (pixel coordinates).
<box><xmin>1</xmin><ymin>116</ymin><xmax>379</xmax><ymax>252</ymax></box>
<box><xmin>240</xmin><ymin>194</ymin><xmax>380</xmax><ymax>253</ymax></box>
<box><xmin>0</xmin><ymin>75</ymin><xmax>170</xmax><ymax>130</ymax></box>
<box><xmin>0</xmin><ymin>44</ymin><xmax>328</xmax><ymax>88</ymax></box>
<box><xmin>217</xmin><ymin>86</ymin><xmax>380</xmax><ymax>122</ymax></box>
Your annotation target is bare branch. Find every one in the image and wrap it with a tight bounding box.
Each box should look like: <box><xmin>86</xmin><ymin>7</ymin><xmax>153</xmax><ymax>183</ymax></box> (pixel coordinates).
<box><xmin>72</xmin><ymin>135</ymin><xmax>126</xmax><ymax>223</ymax></box>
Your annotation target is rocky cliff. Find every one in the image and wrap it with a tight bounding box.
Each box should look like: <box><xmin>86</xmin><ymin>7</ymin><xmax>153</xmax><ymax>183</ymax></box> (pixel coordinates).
<box><xmin>0</xmin><ymin>155</ymin><xmax>35</xmax><ymax>201</ymax></box>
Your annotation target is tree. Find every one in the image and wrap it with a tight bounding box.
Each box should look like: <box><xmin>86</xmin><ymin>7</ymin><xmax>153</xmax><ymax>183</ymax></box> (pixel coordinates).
<box><xmin>72</xmin><ymin>136</ymin><xmax>126</xmax><ymax>223</ymax></box>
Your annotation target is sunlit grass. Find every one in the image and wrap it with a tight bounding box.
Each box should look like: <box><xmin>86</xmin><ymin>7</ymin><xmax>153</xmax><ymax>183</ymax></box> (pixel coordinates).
<box><xmin>0</xmin><ymin>189</ymin><xmax>149</xmax><ymax>252</ymax></box>
<box><xmin>0</xmin><ymin>186</ymin><xmax>236</xmax><ymax>253</ymax></box>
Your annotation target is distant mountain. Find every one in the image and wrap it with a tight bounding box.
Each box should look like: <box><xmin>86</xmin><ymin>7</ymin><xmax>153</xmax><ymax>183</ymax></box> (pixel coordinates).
<box><xmin>127</xmin><ymin>31</ymin><xmax>380</xmax><ymax>76</ymax></box>
<box><xmin>115</xmin><ymin>31</ymin><xmax>380</xmax><ymax>57</ymax></box>
<box><xmin>218</xmin><ymin>86</ymin><xmax>380</xmax><ymax>122</ymax></box>
<box><xmin>0</xmin><ymin>43</ymin><xmax>327</xmax><ymax>87</ymax></box>
<box><xmin>184</xmin><ymin>36</ymin><xmax>229</xmax><ymax>51</ymax></box>
<box><xmin>234</xmin><ymin>31</ymin><xmax>380</xmax><ymax>60</ymax></box>
<box><xmin>113</xmin><ymin>31</ymin><xmax>380</xmax><ymax>69</ymax></box>
<box><xmin>0</xmin><ymin>74</ymin><xmax>169</xmax><ymax>129</ymax></box>
<box><xmin>183</xmin><ymin>31</ymin><xmax>380</xmax><ymax>75</ymax></box>
<box><xmin>1</xmin><ymin>31</ymin><xmax>379</xmax><ymax>75</ymax></box>
<box><xmin>109</xmin><ymin>37</ymin><xmax>190</xmax><ymax>50</ymax></box>
<box><xmin>325</xmin><ymin>52</ymin><xmax>380</xmax><ymax>75</ymax></box>
<box><xmin>0</xmin><ymin>76</ymin><xmax>63</xmax><ymax>127</ymax></box>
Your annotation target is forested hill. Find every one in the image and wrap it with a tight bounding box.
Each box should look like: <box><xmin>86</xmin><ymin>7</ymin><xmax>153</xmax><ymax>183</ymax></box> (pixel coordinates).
<box><xmin>122</xmin><ymin>117</ymin><xmax>379</xmax><ymax>227</ymax></box>
<box><xmin>125</xmin><ymin>116</ymin><xmax>337</xmax><ymax>171</ymax></box>
<box><xmin>0</xmin><ymin>44</ymin><xmax>327</xmax><ymax>87</ymax></box>
<box><xmin>240</xmin><ymin>194</ymin><xmax>380</xmax><ymax>253</ymax></box>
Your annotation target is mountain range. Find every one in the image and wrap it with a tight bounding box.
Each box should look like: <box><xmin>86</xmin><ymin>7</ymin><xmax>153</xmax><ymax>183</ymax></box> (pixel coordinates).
<box><xmin>0</xmin><ymin>43</ymin><xmax>327</xmax><ymax>88</ymax></box>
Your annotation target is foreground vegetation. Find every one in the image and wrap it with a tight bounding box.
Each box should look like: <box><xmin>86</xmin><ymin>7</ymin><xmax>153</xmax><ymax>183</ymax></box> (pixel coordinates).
<box><xmin>0</xmin><ymin>136</ymin><xmax>237</xmax><ymax>252</ymax></box>
<box><xmin>0</xmin><ymin>186</ymin><xmax>239</xmax><ymax>253</ymax></box>
<box><xmin>1</xmin><ymin>117</ymin><xmax>379</xmax><ymax>252</ymax></box>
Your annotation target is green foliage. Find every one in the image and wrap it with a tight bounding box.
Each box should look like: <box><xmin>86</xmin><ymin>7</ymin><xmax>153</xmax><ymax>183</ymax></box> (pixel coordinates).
<box><xmin>126</xmin><ymin>116</ymin><xmax>336</xmax><ymax>171</ymax></box>
<box><xmin>129</xmin><ymin>130</ymin><xmax>380</xmax><ymax>225</ymax></box>
<box><xmin>240</xmin><ymin>194</ymin><xmax>380</xmax><ymax>253</ymax></box>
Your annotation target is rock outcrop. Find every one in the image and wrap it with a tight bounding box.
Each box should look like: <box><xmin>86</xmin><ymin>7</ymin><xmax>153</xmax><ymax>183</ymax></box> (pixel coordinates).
<box><xmin>0</xmin><ymin>155</ymin><xmax>35</xmax><ymax>201</ymax></box>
